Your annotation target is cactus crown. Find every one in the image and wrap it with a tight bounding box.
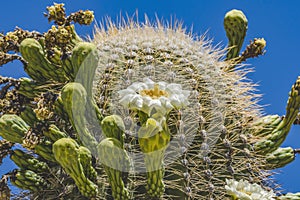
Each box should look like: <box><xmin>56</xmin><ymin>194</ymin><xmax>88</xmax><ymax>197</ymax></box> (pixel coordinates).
<box><xmin>86</xmin><ymin>17</ymin><xmax>270</xmax><ymax>199</ymax></box>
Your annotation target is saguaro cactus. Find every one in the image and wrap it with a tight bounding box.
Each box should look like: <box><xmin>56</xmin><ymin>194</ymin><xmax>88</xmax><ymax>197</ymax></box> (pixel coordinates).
<box><xmin>1</xmin><ymin>3</ymin><xmax>300</xmax><ymax>200</ymax></box>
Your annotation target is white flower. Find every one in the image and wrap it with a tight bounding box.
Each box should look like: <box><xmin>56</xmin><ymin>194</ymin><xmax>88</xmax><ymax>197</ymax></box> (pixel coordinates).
<box><xmin>225</xmin><ymin>179</ymin><xmax>276</xmax><ymax>200</ymax></box>
<box><xmin>118</xmin><ymin>78</ymin><xmax>190</xmax><ymax>116</ymax></box>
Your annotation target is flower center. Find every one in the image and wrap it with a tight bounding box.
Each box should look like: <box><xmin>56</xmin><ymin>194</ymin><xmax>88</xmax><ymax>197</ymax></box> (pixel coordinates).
<box><xmin>140</xmin><ymin>84</ymin><xmax>169</xmax><ymax>99</ymax></box>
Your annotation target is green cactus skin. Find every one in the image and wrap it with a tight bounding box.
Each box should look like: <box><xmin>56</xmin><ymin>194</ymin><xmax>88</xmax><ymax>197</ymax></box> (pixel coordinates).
<box><xmin>70</xmin><ymin>42</ymin><xmax>102</xmax><ymax>128</ymax></box>
<box><xmin>78</xmin><ymin>146</ymin><xmax>98</xmax><ymax>182</ymax></box>
<box><xmin>60</xmin><ymin>82</ymin><xmax>86</xmax><ymax>121</ymax></box>
<box><xmin>17</xmin><ymin>78</ymin><xmax>46</xmax><ymax>99</ymax></box>
<box><xmin>61</xmin><ymin>82</ymin><xmax>98</xmax><ymax>154</ymax></box>
<box><xmin>254</xmin><ymin>77</ymin><xmax>300</xmax><ymax>154</ymax></box>
<box><xmin>67</xmin><ymin>42</ymin><xmax>98</xmax><ymax>85</ymax></box>
<box><xmin>0</xmin><ymin>114</ymin><xmax>29</xmax><ymax>144</ymax></box>
<box><xmin>97</xmin><ymin>138</ymin><xmax>130</xmax><ymax>200</ymax></box>
<box><xmin>10</xmin><ymin>149</ymin><xmax>49</xmax><ymax>173</ymax></box>
<box><xmin>10</xmin><ymin>169</ymin><xmax>50</xmax><ymax>192</ymax></box>
<box><xmin>224</xmin><ymin>9</ymin><xmax>248</xmax><ymax>60</ymax></box>
<box><xmin>43</xmin><ymin>124</ymin><xmax>68</xmax><ymax>142</ymax></box>
<box><xmin>19</xmin><ymin>106</ymin><xmax>39</xmax><ymax>127</ymax></box>
<box><xmin>252</xmin><ymin>114</ymin><xmax>282</xmax><ymax>137</ymax></box>
<box><xmin>47</xmin><ymin>46</ymin><xmax>63</xmax><ymax>66</ymax></box>
<box><xmin>53</xmin><ymin>138</ymin><xmax>98</xmax><ymax>198</ymax></box>
<box><xmin>19</xmin><ymin>38</ymin><xmax>67</xmax><ymax>83</ymax></box>
<box><xmin>101</xmin><ymin>115</ymin><xmax>125</xmax><ymax>147</ymax></box>
<box><xmin>265</xmin><ymin>147</ymin><xmax>295</xmax><ymax>170</ymax></box>
<box><xmin>34</xmin><ymin>139</ymin><xmax>56</xmax><ymax>162</ymax></box>
<box><xmin>53</xmin><ymin>96</ymin><xmax>70</xmax><ymax>121</ymax></box>
<box><xmin>99</xmin><ymin>114</ymin><xmax>130</xmax><ymax>199</ymax></box>
<box><xmin>137</xmin><ymin>118</ymin><xmax>170</xmax><ymax>198</ymax></box>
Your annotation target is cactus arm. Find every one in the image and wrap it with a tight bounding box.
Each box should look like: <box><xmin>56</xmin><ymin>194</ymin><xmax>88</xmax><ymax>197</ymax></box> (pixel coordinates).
<box><xmin>0</xmin><ymin>27</ymin><xmax>43</xmax><ymax>54</ymax></box>
<box><xmin>98</xmin><ymin>115</ymin><xmax>130</xmax><ymax>199</ymax></box>
<box><xmin>70</xmin><ymin>42</ymin><xmax>97</xmax><ymax>80</ymax></box>
<box><xmin>138</xmin><ymin>118</ymin><xmax>171</xmax><ymax>198</ymax></box>
<box><xmin>19</xmin><ymin>106</ymin><xmax>39</xmax><ymax>127</ymax></box>
<box><xmin>0</xmin><ymin>52</ymin><xmax>26</xmax><ymax>67</ymax></box>
<box><xmin>97</xmin><ymin>138</ymin><xmax>130</xmax><ymax>200</ymax></box>
<box><xmin>71</xmin><ymin>42</ymin><xmax>98</xmax><ymax>96</ymax></box>
<box><xmin>34</xmin><ymin>139</ymin><xmax>56</xmax><ymax>162</ymax></box>
<box><xmin>264</xmin><ymin>147</ymin><xmax>296</xmax><ymax>170</ymax></box>
<box><xmin>47</xmin><ymin>46</ymin><xmax>63</xmax><ymax>66</ymax></box>
<box><xmin>0</xmin><ymin>114</ymin><xmax>29</xmax><ymax>144</ymax></box>
<box><xmin>10</xmin><ymin>170</ymin><xmax>50</xmax><ymax>192</ymax></box>
<box><xmin>53</xmin><ymin>138</ymin><xmax>98</xmax><ymax>198</ymax></box>
<box><xmin>61</xmin><ymin>82</ymin><xmax>98</xmax><ymax>153</ymax></box>
<box><xmin>77</xmin><ymin>146</ymin><xmax>98</xmax><ymax>182</ymax></box>
<box><xmin>10</xmin><ymin>149</ymin><xmax>49</xmax><ymax>173</ymax></box>
<box><xmin>68</xmin><ymin>24</ymin><xmax>83</xmax><ymax>44</ymax></box>
<box><xmin>43</xmin><ymin>124</ymin><xmax>68</xmax><ymax>142</ymax></box>
<box><xmin>101</xmin><ymin>115</ymin><xmax>125</xmax><ymax>147</ymax></box>
<box><xmin>281</xmin><ymin>77</ymin><xmax>300</xmax><ymax>127</ymax></box>
<box><xmin>17</xmin><ymin>78</ymin><xmax>63</xmax><ymax>99</ymax></box>
<box><xmin>19</xmin><ymin>38</ymin><xmax>67</xmax><ymax>82</ymax></box>
<box><xmin>224</xmin><ymin>9</ymin><xmax>248</xmax><ymax>60</ymax></box>
<box><xmin>69</xmin><ymin>42</ymin><xmax>103</xmax><ymax>126</ymax></box>
<box><xmin>254</xmin><ymin>77</ymin><xmax>300</xmax><ymax>154</ymax></box>
<box><xmin>252</xmin><ymin>114</ymin><xmax>283</xmax><ymax>137</ymax></box>
<box><xmin>0</xmin><ymin>114</ymin><xmax>57</xmax><ymax>162</ymax></box>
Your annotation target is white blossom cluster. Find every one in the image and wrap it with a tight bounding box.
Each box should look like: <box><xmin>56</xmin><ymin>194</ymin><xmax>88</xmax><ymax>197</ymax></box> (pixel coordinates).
<box><xmin>225</xmin><ymin>179</ymin><xmax>276</xmax><ymax>200</ymax></box>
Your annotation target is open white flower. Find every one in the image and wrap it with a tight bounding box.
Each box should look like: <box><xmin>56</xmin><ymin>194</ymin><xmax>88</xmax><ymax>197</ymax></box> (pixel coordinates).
<box><xmin>225</xmin><ymin>179</ymin><xmax>275</xmax><ymax>200</ymax></box>
<box><xmin>118</xmin><ymin>78</ymin><xmax>190</xmax><ymax>117</ymax></box>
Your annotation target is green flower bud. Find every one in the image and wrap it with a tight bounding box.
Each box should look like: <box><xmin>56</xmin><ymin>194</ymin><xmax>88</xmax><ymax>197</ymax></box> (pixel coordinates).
<box><xmin>101</xmin><ymin>115</ymin><xmax>125</xmax><ymax>147</ymax></box>
<box><xmin>224</xmin><ymin>9</ymin><xmax>248</xmax><ymax>60</ymax></box>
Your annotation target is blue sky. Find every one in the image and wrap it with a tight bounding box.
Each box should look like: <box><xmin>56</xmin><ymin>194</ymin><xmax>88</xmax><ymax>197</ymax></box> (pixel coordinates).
<box><xmin>1</xmin><ymin>0</ymin><xmax>300</xmax><ymax>194</ymax></box>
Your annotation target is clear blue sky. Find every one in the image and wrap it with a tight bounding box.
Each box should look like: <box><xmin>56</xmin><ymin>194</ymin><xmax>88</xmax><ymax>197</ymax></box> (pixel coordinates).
<box><xmin>1</xmin><ymin>0</ymin><xmax>300</xmax><ymax>194</ymax></box>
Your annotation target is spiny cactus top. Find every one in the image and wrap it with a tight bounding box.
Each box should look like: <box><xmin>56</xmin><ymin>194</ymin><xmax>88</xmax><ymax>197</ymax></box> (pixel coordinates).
<box><xmin>85</xmin><ymin>18</ymin><xmax>268</xmax><ymax>200</ymax></box>
<box><xmin>0</xmin><ymin>4</ymin><xmax>299</xmax><ymax>200</ymax></box>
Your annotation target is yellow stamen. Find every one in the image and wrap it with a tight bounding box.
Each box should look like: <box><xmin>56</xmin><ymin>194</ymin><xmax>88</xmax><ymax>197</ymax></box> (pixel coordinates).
<box><xmin>140</xmin><ymin>84</ymin><xmax>169</xmax><ymax>99</ymax></box>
